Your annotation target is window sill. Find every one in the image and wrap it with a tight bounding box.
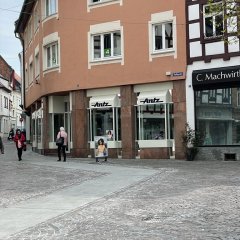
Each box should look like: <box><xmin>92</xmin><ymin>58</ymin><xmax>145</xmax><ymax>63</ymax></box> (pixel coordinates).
<box><xmin>151</xmin><ymin>49</ymin><xmax>175</xmax><ymax>59</ymax></box>
<box><xmin>43</xmin><ymin>66</ymin><xmax>59</xmax><ymax>75</ymax></box>
<box><xmin>152</xmin><ymin>49</ymin><xmax>174</xmax><ymax>55</ymax></box>
<box><xmin>42</xmin><ymin>13</ymin><xmax>58</xmax><ymax>24</ymax></box>
<box><xmin>90</xmin><ymin>56</ymin><xmax>122</xmax><ymax>66</ymax></box>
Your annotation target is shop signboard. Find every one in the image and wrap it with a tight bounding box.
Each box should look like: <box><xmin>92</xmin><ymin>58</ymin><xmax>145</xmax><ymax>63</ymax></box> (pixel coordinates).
<box><xmin>94</xmin><ymin>136</ymin><xmax>108</xmax><ymax>158</ymax></box>
<box><xmin>192</xmin><ymin>65</ymin><xmax>240</xmax><ymax>89</ymax></box>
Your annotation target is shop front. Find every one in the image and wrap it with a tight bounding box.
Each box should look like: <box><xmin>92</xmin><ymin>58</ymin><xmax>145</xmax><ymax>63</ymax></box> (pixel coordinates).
<box><xmin>88</xmin><ymin>89</ymin><xmax>122</xmax><ymax>158</ymax></box>
<box><xmin>134</xmin><ymin>84</ymin><xmax>175</xmax><ymax>159</ymax></box>
<box><xmin>192</xmin><ymin>65</ymin><xmax>240</xmax><ymax>160</ymax></box>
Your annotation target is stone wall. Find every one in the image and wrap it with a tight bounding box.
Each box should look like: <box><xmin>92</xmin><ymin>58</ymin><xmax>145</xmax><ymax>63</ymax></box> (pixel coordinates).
<box><xmin>195</xmin><ymin>147</ymin><xmax>240</xmax><ymax>161</ymax></box>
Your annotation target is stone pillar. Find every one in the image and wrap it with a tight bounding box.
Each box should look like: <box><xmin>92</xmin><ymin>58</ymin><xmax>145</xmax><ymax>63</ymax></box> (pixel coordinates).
<box><xmin>121</xmin><ymin>85</ymin><xmax>136</xmax><ymax>159</ymax></box>
<box><xmin>42</xmin><ymin>97</ymin><xmax>49</xmax><ymax>155</ymax></box>
<box><xmin>71</xmin><ymin>90</ymin><xmax>88</xmax><ymax>157</ymax></box>
<box><xmin>172</xmin><ymin>80</ymin><xmax>186</xmax><ymax>159</ymax></box>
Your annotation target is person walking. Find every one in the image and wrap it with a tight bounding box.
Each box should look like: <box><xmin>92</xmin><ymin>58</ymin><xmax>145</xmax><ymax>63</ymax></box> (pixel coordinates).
<box><xmin>13</xmin><ymin>129</ymin><xmax>26</xmax><ymax>161</ymax></box>
<box><xmin>0</xmin><ymin>133</ymin><xmax>4</xmax><ymax>154</ymax></box>
<box><xmin>56</xmin><ymin>127</ymin><xmax>68</xmax><ymax>162</ymax></box>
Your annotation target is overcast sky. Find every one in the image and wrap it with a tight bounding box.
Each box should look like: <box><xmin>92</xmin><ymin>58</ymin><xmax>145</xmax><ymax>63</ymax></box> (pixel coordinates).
<box><xmin>0</xmin><ymin>0</ymin><xmax>24</xmax><ymax>75</ymax></box>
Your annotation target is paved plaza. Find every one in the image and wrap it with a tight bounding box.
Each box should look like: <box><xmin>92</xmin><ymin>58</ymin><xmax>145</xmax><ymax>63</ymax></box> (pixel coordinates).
<box><xmin>0</xmin><ymin>140</ymin><xmax>240</xmax><ymax>239</ymax></box>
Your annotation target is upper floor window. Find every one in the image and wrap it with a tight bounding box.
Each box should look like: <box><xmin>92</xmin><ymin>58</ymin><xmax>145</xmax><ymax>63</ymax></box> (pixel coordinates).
<box><xmin>45</xmin><ymin>42</ymin><xmax>58</xmax><ymax>68</ymax></box>
<box><xmin>204</xmin><ymin>2</ymin><xmax>224</xmax><ymax>38</ymax></box>
<box><xmin>29</xmin><ymin>62</ymin><xmax>33</xmax><ymax>83</ymax></box>
<box><xmin>153</xmin><ymin>22</ymin><xmax>173</xmax><ymax>52</ymax></box>
<box><xmin>35</xmin><ymin>52</ymin><xmax>40</xmax><ymax>77</ymax></box>
<box><xmin>4</xmin><ymin>96</ymin><xmax>8</xmax><ymax>109</ymax></box>
<box><xmin>46</xmin><ymin>0</ymin><xmax>57</xmax><ymax>16</ymax></box>
<box><xmin>33</xmin><ymin>4</ymin><xmax>40</xmax><ymax>32</ymax></box>
<box><xmin>92</xmin><ymin>31</ymin><xmax>121</xmax><ymax>61</ymax></box>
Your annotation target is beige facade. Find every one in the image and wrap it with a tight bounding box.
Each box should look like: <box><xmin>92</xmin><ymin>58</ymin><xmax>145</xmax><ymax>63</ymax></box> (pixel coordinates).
<box><xmin>16</xmin><ymin>0</ymin><xmax>187</xmax><ymax>159</ymax></box>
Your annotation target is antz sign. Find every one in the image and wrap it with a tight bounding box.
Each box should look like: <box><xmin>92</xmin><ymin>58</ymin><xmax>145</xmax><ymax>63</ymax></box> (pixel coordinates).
<box><xmin>139</xmin><ymin>97</ymin><xmax>163</xmax><ymax>105</ymax></box>
<box><xmin>91</xmin><ymin>101</ymin><xmax>112</xmax><ymax>108</ymax></box>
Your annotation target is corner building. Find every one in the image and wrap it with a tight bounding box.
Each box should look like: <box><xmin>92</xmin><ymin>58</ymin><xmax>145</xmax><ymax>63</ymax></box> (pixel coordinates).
<box><xmin>15</xmin><ymin>0</ymin><xmax>187</xmax><ymax>159</ymax></box>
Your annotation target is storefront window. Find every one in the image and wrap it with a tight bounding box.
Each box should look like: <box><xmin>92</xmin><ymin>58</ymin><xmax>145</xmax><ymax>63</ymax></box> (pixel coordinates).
<box><xmin>89</xmin><ymin>107</ymin><xmax>121</xmax><ymax>141</ymax></box>
<box><xmin>37</xmin><ymin>116</ymin><xmax>42</xmax><ymax>143</ymax></box>
<box><xmin>195</xmin><ymin>88</ymin><xmax>240</xmax><ymax>145</ymax></box>
<box><xmin>32</xmin><ymin>118</ymin><xmax>36</xmax><ymax>142</ymax></box>
<box><xmin>136</xmin><ymin>103</ymin><xmax>174</xmax><ymax>140</ymax></box>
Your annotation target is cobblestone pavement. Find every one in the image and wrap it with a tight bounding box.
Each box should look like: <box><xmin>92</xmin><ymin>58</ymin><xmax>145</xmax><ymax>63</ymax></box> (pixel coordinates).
<box><xmin>1</xmin><ymin>140</ymin><xmax>240</xmax><ymax>240</ymax></box>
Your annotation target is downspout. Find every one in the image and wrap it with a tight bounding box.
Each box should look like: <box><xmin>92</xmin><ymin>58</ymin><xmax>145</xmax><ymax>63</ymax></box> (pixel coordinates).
<box><xmin>14</xmin><ymin>32</ymin><xmax>25</xmax><ymax>110</ymax></box>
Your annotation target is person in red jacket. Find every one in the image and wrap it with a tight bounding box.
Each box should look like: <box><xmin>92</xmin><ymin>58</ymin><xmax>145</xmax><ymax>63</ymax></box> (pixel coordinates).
<box><xmin>14</xmin><ymin>129</ymin><xmax>26</xmax><ymax>161</ymax></box>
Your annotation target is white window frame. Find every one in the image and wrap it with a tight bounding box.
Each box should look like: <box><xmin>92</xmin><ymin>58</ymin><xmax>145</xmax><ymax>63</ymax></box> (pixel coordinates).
<box><xmin>152</xmin><ymin>21</ymin><xmax>174</xmax><ymax>53</ymax></box>
<box><xmin>91</xmin><ymin>31</ymin><xmax>122</xmax><ymax>61</ymax></box>
<box><xmin>149</xmin><ymin>11</ymin><xmax>176</xmax><ymax>61</ymax></box>
<box><xmin>33</xmin><ymin>3</ymin><xmax>40</xmax><ymax>33</ymax></box>
<box><xmin>45</xmin><ymin>0</ymin><xmax>57</xmax><ymax>17</ymax></box>
<box><xmin>203</xmin><ymin>2</ymin><xmax>224</xmax><ymax>38</ymax></box>
<box><xmin>88</xmin><ymin>21</ymin><xmax>123</xmax><ymax>68</ymax></box>
<box><xmin>29</xmin><ymin>61</ymin><xmax>34</xmax><ymax>84</ymax></box>
<box><xmin>45</xmin><ymin>42</ymin><xmax>59</xmax><ymax>69</ymax></box>
<box><xmin>35</xmin><ymin>52</ymin><xmax>40</xmax><ymax>78</ymax></box>
<box><xmin>42</xmin><ymin>32</ymin><xmax>60</xmax><ymax>73</ymax></box>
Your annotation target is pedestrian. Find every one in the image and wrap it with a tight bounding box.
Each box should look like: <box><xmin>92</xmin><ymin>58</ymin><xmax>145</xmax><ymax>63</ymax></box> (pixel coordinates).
<box><xmin>13</xmin><ymin>129</ymin><xmax>26</xmax><ymax>161</ymax></box>
<box><xmin>0</xmin><ymin>133</ymin><xmax>4</xmax><ymax>154</ymax></box>
<box><xmin>56</xmin><ymin>127</ymin><xmax>68</xmax><ymax>162</ymax></box>
<box><xmin>95</xmin><ymin>138</ymin><xmax>107</xmax><ymax>163</ymax></box>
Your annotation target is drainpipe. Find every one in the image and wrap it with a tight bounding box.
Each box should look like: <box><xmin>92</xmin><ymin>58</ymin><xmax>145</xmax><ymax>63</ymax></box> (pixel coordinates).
<box><xmin>15</xmin><ymin>32</ymin><xmax>25</xmax><ymax>111</ymax></box>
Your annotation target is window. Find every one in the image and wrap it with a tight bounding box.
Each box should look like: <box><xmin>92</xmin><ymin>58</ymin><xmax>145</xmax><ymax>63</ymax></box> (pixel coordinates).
<box><xmin>45</xmin><ymin>42</ymin><xmax>58</xmax><ymax>68</ymax></box>
<box><xmin>153</xmin><ymin>22</ymin><xmax>173</xmax><ymax>52</ymax></box>
<box><xmin>35</xmin><ymin>53</ymin><xmax>40</xmax><ymax>77</ymax></box>
<box><xmin>89</xmin><ymin>108</ymin><xmax>121</xmax><ymax>141</ymax></box>
<box><xmin>196</xmin><ymin>89</ymin><xmax>231</xmax><ymax>105</ymax></box>
<box><xmin>195</xmin><ymin>87</ymin><xmax>240</xmax><ymax>146</ymax></box>
<box><xmin>136</xmin><ymin>103</ymin><xmax>174</xmax><ymax>141</ymax></box>
<box><xmin>33</xmin><ymin>5</ymin><xmax>40</xmax><ymax>32</ymax></box>
<box><xmin>204</xmin><ymin>3</ymin><xmax>224</xmax><ymax>38</ymax></box>
<box><xmin>4</xmin><ymin>97</ymin><xmax>8</xmax><ymax>109</ymax></box>
<box><xmin>46</xmin><ymin>0</ymin><xmax>57</xmax><ymax>16</ymax></box>
<box><xmin>92</xmin><ymin>31</ymin><xmax>121</xmax><ymax>61</ymax></box>
<box><xmin>27</xmin><ymin>21</ymin><xmax>32</xmax><ymax>43</ymax></box>
<box><xmin>29</xmin><ymin>62</ymin><xmax>33</xmax><ymax>83</ymax></box>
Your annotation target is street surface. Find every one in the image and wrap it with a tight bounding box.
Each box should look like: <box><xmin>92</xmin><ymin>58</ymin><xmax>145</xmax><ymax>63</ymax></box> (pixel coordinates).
<box><xmin>0</xmin><ymin>139</ymin><xmax>240</xmax><ymax>240</ymax></box>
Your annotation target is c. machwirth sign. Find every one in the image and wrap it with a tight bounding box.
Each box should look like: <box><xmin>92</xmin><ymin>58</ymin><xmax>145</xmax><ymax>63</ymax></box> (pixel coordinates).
<box><xmin>192</xmin><ymin>65</ymin><xmax>240</xmax><ymax>90</ymax></box>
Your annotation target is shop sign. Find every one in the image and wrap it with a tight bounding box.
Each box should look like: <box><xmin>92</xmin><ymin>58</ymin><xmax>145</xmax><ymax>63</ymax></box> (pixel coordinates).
<box><xmin>91</xmin><ymin>101</ymin><xmax>112</xmax><ymax>108</ymax></box>
<box><xmin>192</xmin><ymin>65</ymin><xmax>240</xmax><ymax>89</ymax></box>
<box><xmin>139</xmin><ymin>97</ymin><xmax>163</xmax><ymax>105</ymax></box>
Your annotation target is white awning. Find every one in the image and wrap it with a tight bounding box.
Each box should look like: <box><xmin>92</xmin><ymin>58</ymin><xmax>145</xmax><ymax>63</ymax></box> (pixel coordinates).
<box><xmin>89</xmin><ymin>95</ymin><xmax>120</xmax><ymax>108</ymax></box>
<box><xmin>137</xmin><ymin>90</ymin><xmax>171</xmax><ymax>105</ymax></box>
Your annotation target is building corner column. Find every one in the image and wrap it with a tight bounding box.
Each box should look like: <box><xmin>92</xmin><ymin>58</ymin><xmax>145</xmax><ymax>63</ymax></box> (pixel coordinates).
<box><xmin>71</xmin><ymin>90</ymin><xmax>88</xmax><ymax>157</ymax></box>
<box><xmin>121</xmin><ymin>85</ymin><xmax>136</xmax><ymax>159</ymax></box>
<box><xmin>172</xmin><ymin>80</ymin><xmax>186</xmax><ymax>159</ymax></box>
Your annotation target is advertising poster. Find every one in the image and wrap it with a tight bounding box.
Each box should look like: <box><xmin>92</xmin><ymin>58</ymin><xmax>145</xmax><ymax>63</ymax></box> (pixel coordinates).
<box><xmin>94</xmin><ymin>136</ymin><xmax>108</xmax><ymax>158</ymax></box>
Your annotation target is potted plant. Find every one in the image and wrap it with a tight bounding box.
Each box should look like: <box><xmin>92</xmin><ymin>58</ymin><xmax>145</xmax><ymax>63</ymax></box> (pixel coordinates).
<box><xmin>182</xmin><ymin>123</ymin><xmax>204</xmax><ymax>161</ymax></box>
